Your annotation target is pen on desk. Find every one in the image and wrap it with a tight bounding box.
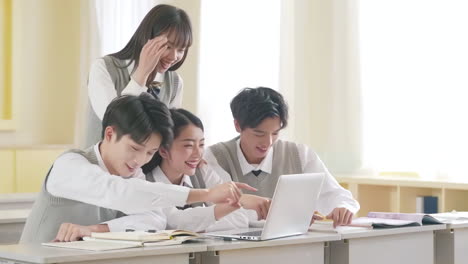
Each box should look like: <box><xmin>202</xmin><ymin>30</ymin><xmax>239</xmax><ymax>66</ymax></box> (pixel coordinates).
<box><xmin>125</xmin><ymin>229</ymin><xmax>157</xmax><ymax>233</ymax></box>
<box><xmin>314</xmin><ymin>211</ymin><xmax>331</xmax><ymax>221</ymax></box>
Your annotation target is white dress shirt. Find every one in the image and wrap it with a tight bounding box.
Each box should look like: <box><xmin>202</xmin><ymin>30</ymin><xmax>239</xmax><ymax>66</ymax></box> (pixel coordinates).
<box><xmin>150</xmin><ymin>167</ymin><xmax>249</xmax><ymax>232</ymax></box>
<box><xmin>204</xmin><ymin>139</ymin><xmax>360</xmax><ymax>215</ymax></box>
<box><xmin>46</xmin><ymin>143</ymin><xmax>190</xmax><ymax>216</ymax></box>
<box><xmin>99</xmin><ymin>166</ymin><xmax>251</xmax><ymax>232</ymax></box>
<box><xmin>87</xmin><ymin>58</ymin><xmax>183</xmax><ymax>120</ymax></box>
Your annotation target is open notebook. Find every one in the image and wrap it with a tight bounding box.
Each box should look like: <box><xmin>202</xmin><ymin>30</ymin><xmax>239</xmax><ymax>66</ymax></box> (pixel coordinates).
<box><xmin>430</xmin><ymin>211</ymin><xmax>468</xmax><ymax>223</ymax></box>
<box><xmin>351</xmin><ymin>212</ymin><xmax>444</xmax><ymax>228</ymax></box>
<box><xmin>309</xmin><ymin>212</ymin><xmax>444</xmax><ymax>232</ymax></box>
<box><xmin>42</xmin><ymin>230</ymin><xmax>200</xmax><ymax>251</ymax></box>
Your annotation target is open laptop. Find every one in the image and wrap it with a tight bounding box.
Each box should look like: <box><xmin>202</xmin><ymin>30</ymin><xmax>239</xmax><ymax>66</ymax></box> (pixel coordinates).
<box><xmin>206</xmin><ymin>173</ymin><xmax>325</xmax><ymax>241</ymax></box>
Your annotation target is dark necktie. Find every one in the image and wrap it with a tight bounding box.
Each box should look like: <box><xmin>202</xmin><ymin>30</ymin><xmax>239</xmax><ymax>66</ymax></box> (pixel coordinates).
<box><xmin>176</xmin><ymin>204</ymin><xmax>192</xmax><ymax>210</ymax></box>
<box><xmin>147</xmin><ymin>81</ymin><xmax>162</xmax><ymax>98</ymax></box>
<box><xmin>252</xmin><ymin>170</ymin><xmax>262</xmax><ymax>176</ymax></box>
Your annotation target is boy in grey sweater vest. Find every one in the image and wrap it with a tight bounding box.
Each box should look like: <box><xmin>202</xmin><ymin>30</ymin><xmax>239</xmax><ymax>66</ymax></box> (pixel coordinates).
<box><xmin>21</xmin><ymin>94</ymin><xmax>254</xmax><ymax>243</ymax></box>
<box><xmin>205</xmin><ymin>87</ymin><xmax>360</xmax><ymax>228</ymax></box>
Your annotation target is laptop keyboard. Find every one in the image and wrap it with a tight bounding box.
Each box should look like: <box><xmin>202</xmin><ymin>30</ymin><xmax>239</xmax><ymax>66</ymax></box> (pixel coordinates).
<box><xmin>234</xmin><ymin>230</ymin><xmax>263</xmax><ymax>237</ymax></box>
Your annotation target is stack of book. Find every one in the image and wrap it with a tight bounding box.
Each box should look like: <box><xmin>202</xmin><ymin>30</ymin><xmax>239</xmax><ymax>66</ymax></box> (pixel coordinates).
<box><xmin>42</xmin><ymin>230</ymin><xmax>200</xmax><ymax>251</ymax></box>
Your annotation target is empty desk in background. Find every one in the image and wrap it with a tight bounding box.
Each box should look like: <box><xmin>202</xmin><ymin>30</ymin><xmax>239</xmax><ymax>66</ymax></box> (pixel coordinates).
<box><xmin>327</xmin><ymin>224</ymin><xmax>446</xmax><ymax>264</ymax></box>
<box><xmin>0</xmin><ymin>242</ymin><xmax>207</xmax><ymax>264</ymax></box>
<box><xmin>435</xmin><ymin>221</ymin><xmax>468</xmax><ymax>264</ymax></box>
<box><xmin>0</xmin><ymin>209</ymin><xmax>30</xmax><ymax>244</ymax></box>
<box><xmin>0</xmin><ymin>193</ymin><xmax>36</xmax><ymax>210</ymax></box>
<box><xmin>199</xmin><ymin>232</ymin><xmax>341</xmax><ymax>264</ymax></box>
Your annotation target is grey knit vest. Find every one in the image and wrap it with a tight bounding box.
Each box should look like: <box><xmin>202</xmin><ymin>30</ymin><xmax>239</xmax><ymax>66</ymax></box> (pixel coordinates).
<box><xmin>208</xmin><ymin>138</ymin><xmax>303</xmax><ymax>198</ymax></box>
<box><xmin>20</xmin><ymin>148</ymin><xmax>120</xmax><ymax>243</ymax></box>
<box><xmin>84</xmin><ymin>56</ymin><xmax>181</xmax><ymax>148</ymax></box>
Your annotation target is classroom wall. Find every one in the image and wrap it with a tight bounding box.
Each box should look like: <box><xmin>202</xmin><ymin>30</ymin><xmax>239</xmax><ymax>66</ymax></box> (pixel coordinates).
<box><xmin>0</xmin><ymin>148</ymin><xmax>66</xmax><ymax>193</ymax></box>
<box><xmin>0</xmin><ymin>0</ymin><xmax>81</xmax><ymax>146</ymax></box>
<box><xmin>0</xmin><ymin>0</ymin><xmax>13</xmax><ymax>130</ymax></box>
<box><xmin>168</xmin><ymin>0</ymin><xmax>201</xmax><ymax>114</ymax></box>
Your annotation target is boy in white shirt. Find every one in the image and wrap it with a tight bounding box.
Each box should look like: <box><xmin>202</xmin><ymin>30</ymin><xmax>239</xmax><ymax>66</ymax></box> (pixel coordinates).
<box><xmin>20</xmin><ymin>94</ymin><xmax>254</xmax><ymax>243</ymax></box>
<box><xmin>204</xmin><ymin>87</ymin><xmax>360</xmax><ymax>227</ymax></box>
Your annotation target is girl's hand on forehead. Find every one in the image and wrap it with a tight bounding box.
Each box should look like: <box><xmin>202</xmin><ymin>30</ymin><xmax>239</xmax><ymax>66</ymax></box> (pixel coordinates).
<box><xmin>132</xmin><ymin>35</ymin><xmax>168</xmax><ymax>86</ymax></box>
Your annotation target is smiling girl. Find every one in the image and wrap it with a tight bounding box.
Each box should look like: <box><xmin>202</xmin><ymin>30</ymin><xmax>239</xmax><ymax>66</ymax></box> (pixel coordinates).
<box><xmin>142</xmin><ymin>109</ymin><xmax>258</xmax><ymax>232</ymax></box>
<box><xmin>86</xmin><ymin>4</ymin><xmax>192</xmax><ymax>147</ymax></box>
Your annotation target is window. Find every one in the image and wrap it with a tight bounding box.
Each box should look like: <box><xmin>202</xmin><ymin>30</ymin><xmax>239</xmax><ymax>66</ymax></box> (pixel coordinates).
<box><xmin>95</xmin><ymin>0</ymin><xmax>155</xmax><ymax>56</ymax></box>
<box><xmin>198</xmin><ymin>0</ymin><xmax>281</xmax><ymax>145</ymax></box>
<box><xmin>359</xmin><ymin>0</ymin><xmax>468</xmax><ymax>178</ymax></box>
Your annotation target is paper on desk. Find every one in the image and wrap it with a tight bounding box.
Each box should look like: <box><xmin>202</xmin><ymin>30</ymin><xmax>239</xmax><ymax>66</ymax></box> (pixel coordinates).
<box><xmin>431</xmin><ymin>212</ymin><xmax>468</xmax><ymax>223</ymax></box>
<box><xmin>309</xmin><ymin>220</ymin><xmax>372</xmax><ymax>233</ymax></box>
<box><xmin>351</xmin><ymin>217</ymin><xmax>420</xmax><ymax>228</ymax></box>
<box><xmin>42</xmin><ymin>239</ymin><xmax>141</xmax><ymax>251</ymax></box>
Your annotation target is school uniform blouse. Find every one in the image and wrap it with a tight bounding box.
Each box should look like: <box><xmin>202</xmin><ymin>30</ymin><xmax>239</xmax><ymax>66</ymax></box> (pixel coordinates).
<box><xmin>46</xmin><ymin>143</ymin><xmax>190</xmax><ymax>217</ymax></box>
<box><xmin>204</xmin><ymin>139</ymin><xmax>361</xmax><ymax>216</ymax></box>
<box><xmin>149</xmin><ymin>166</ymin><xmax>250</xmax><ymax>232</ymax></box>
<box><xmin>87</xmin><ymin>58</ymin><xmax>183</xmax><ymax>120</ymax></box>
<box><xmin>101</xmin><ymin>165</ymin><xmax>252</xmax><ymax>232</ymax></box>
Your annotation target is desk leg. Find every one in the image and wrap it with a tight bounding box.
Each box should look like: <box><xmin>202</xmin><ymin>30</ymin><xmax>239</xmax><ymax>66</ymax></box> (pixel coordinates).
<box><xmin>330</xmin><ymin>231</ymin><xmax>434</xmax><ymax>264</ymax></box>
<box><xmin>435</xmin><ymin>229</ymin><xmax>454</xmax><ymax>264</ymax></box>
<box><xmin>0</xmin><ymin>223</ymin><xmax>25</xmax><ymax>245</ymax></box>
<box><xmin>202</xmin><ymin>243</ymin><xmax>324</xmax><ymax>264</ymax></box>
<box><xmin>454</xmin><ymin>228</ymin><xmax>468</xmax><ymax>264</ymax></box>
<box><xmin>328</xmin><ymin>240</ymin><xmax>349</xmax><ymax>264</ymax></box>
<box><xmin>190</xmin><ymin>252</ymin><xmax>203</xmax><ymax>264</ymax></box>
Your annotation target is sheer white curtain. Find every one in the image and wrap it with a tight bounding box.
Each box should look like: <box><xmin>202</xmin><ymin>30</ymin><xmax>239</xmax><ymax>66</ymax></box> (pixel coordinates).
<box><xmin>322</xmin><ymin>0</ymin><xmax>362</xmax><ymax>173</ymax></box>
<box><xmin>197</xmin><ymin>0</ymin><xmax>362</xmax><ymax>172</ymax></box>
<box><xmin>359</xmin><ymin>0</ymin><xmax>468</xmax><ymax>178</ymax></box>
<box><xmin>94</xmin><ymin>0</ymin><xmax>157</xmax><ymax>56</ymax></box>
<box><xmin>279</xmin><ymin>0</ymin><xmax>362</xmax><ymax>174</ymax></box>
<box><xmin>198</xmin><ymin>0</ymin><xmax>281</xmax><ymax>145</ymax></box>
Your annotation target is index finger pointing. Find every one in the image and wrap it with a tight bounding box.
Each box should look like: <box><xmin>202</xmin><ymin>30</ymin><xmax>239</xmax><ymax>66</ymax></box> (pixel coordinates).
<box><xmin>234</xmin><ymin>182</ymin><xmax>257</xmax><ymax>192</ymax></box>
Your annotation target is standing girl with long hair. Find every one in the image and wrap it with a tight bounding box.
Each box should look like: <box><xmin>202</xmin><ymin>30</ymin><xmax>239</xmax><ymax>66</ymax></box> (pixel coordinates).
<box><xmin>86</xmin><ymin>4</ymin><xmax>192</xmax><ymax>146</ymax></box>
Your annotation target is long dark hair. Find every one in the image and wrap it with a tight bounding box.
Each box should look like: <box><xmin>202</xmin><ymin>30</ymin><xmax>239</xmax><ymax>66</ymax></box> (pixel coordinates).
<box><xmin>109</xmin><ymin>4</ymin><xmax>192</xmax><ymax>80</ymax></box>
<box><xmin>142</xmin><ymin>108</ymin><xmax>204</xmax><ymax>173</ymax></box>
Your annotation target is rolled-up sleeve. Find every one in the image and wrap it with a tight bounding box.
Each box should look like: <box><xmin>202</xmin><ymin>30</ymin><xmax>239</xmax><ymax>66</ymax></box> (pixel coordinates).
<box><xmin>299</xmin><ymin>144</ymin><xmax>360</xmax><ymax>215</ymax></box>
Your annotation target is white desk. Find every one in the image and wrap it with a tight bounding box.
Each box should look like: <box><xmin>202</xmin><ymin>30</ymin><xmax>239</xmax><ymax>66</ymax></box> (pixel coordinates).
<box><xmin>327</xmin><ymin>224</ymin><xmax>446</xmax><ymax>264</ymax></box>
<box><xmin>0</xmin><ymin>209</ymin><xmax>30</xmax><ymax>244</ymax></box>
<box><xmin>0</xmin><ymin>242</ymin><xmax>207</xmax><ymax>264</ymax></box>
<box><xmin>435</xmin><ymin>221</ymin><xmax>468</xmax><ymax>264</ymax></box>
<box><xmin>0</xmin><ymin>193</ymin><xmax>36</xmax><ymax>210</ymax></box>
<box><xmin>198</xmin><ymin>232</ymin><xmax>341</xmax><ymax>264</ymax></box>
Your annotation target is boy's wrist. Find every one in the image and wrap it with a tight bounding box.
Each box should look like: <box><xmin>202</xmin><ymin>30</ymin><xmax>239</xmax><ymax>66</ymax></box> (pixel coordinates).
<box><xmin>187</xmin><ymin>189</ymin><xmax>210</xmax><ymax>204</ymax></box>
<box><xmin>131</xmin><ymin>69</ymin><xmax>148</xmax><ymax>87</ymax></box>
<box><xmin>214</xmin><ymin>204</ymin><xmax>237</xmax><ymax>220</ymax></box>
<box><xmin>90</xmin><ymin>224</ymin><xmax>109</xmax><ymax>233</ymax></box>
